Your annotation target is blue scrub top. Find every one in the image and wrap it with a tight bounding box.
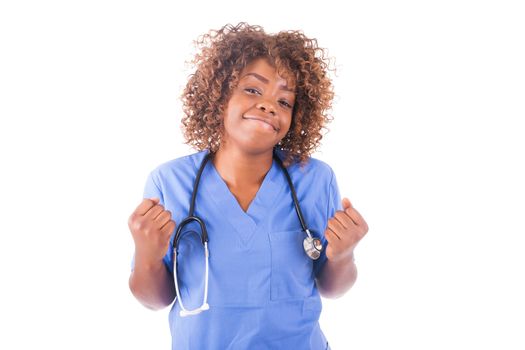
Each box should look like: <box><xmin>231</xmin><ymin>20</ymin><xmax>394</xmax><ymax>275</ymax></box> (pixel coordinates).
<box><xmin>134</xmin><ymin>149</ymin><xmax>341</xmax><ymax>350</ymax></box>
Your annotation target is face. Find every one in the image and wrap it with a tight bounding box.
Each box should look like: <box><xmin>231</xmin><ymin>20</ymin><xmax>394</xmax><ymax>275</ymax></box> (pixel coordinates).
<box><xmin>219</xmin><ymin>58</ymin><xmax>296</xmax><ymax>155</ymax></box>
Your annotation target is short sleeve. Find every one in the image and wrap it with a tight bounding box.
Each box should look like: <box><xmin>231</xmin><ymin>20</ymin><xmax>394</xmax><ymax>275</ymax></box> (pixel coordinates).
<box><xmin>130</xmin><ymin>171</ymin><xmax>173</xmax><ymax>273</ymax></box>
<box><xmin>313</xmin><ymin>167</ymin><xmax>342</xmax><ymax>278</ymax></box>
<box><xmin>143</xmin><ymin>171</ymin><xmax>164</xmax><ymax>205</ymax></box>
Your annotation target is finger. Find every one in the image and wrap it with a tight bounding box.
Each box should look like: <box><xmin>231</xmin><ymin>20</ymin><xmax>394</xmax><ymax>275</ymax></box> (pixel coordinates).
<box><xmin>334</xmin><ymin>211</ymin><xmax>352</xmax><ymax>229</ymax></box>
<box><xmin>326</xmin><ymin>226</ymin><xmax>341</xmax><ymax>241</ymax></box>
<box><xmin>144</xmin><ymin>205</ymin><xmax>165</xmax><ymax>220</ymax></box>
<box><xmin>133</xmin><ymin>198</ymin><xmax>160</xmax><ymax>216</ymax></box>
<box><xmin>342</xmin><ymin>197</ymin><xmax>352</xmax><ymax>210</ymax></box>
<box><xmin>345</xmin><ymin>207</ymin><xmax>362</xmax><ymax>226</ymax></box>
<box><xmin>344</xmin><ymin>206</ymin><xmax>364</xmax><ymax>227</ymax></box>
<box><xmin>353</xmin><ymin>209</ymin><xmax>369</xmax><ymax>232</ymax></box>
<box><xmin>155</xmin><ymin>210</ymin><xmax>172</xmax><ymax>227</ymax></box>
<box><xmin>324</xmin><ymin>228</ymin><xmax>335</xmax><ymax>243</ymax></box>
<box><xmin>327</xmin><ymin>218</ymin><xmax>345</xmax><ymax>236</ymax></box>
<box><xmin>160</xmin><ymin>220</ymin><xmax>176</xmax><ymax>237</ymax></box>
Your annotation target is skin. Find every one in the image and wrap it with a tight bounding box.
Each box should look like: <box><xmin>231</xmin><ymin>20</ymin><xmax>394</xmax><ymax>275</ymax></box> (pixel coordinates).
<box><xmin>212</xmin><ymin>58</ymin><xmax>296</xmax><ymax>211</ymax></box>
<box><xmin>128</xmin><ymin>58</ymin><xmax>369</xmax><ymax>310</ymax></box>
<box><xmin>128</xmin><ymin>197</ymin><xmax>177</xmax><ymax>309</ymax></box>
<box><xmin>317</xmin><ymin>197</ymin><xmax>369</xmax><ymax>298</ymax></box>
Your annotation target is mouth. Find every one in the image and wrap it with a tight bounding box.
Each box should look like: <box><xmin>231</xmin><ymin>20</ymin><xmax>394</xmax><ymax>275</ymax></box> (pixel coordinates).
<box><xmin>242</xmin><ymin>115</ymin><xmax>280</xmax><ymax>132</ymax></box>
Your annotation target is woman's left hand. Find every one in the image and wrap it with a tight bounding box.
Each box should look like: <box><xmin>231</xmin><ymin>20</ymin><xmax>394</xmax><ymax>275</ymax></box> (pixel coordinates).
<box><xmin>324</xmin><ymin>198</ymin><xmax>369</xmax><ymax>262</ymax></box>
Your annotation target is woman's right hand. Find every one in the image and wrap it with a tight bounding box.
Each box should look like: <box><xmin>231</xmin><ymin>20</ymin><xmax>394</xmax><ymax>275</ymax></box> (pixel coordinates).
<box><xmin>128</xmin><ymin>198</ymin><xmax>176</xmax><ymax>265</ymax></box>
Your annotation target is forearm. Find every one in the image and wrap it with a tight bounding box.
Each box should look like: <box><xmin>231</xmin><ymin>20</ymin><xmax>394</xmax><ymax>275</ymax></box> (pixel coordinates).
<box><xmin>129</xmin><ymin>254</ymin><xmax>176</xmax><ymax>310</ymax></box>
<box><xmin>316</xmin><ymin>253</ymin><xmax>358</xmax><ymax>299</ymax></box>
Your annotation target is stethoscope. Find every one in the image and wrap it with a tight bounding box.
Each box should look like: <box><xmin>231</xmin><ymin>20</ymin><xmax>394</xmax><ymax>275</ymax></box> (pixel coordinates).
<box><xmin>172</xmin><ymin>149</ymin><xmax>323</xmax><ymax>317</ymax></box>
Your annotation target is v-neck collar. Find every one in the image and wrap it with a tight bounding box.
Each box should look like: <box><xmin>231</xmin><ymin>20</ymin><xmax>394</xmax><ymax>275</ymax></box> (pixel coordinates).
<box><xmin>199</xmin><ymin>151</ymin><xmax>284</xmax><ymax>246</ymax></box>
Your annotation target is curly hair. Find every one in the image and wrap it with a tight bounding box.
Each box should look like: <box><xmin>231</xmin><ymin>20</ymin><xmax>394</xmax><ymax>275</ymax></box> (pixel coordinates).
<box><xmin>181</xmin><ymin>22</ymin><xmax>335</xmax><ymax>166</ymax></box>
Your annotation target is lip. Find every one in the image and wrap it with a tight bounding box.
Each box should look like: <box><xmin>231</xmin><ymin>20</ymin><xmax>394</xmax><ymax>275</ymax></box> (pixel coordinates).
<box><xmin>242</xmin><ymin>114</ymin><xmax>280</xmax><ymax>132</ymax></box>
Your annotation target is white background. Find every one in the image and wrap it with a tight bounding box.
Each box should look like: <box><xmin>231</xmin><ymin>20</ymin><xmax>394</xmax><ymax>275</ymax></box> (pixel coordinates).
<box><xmin>1</xmin><ymin>0</ymin><xmax>524</xmax><ymax>349</ymax></box>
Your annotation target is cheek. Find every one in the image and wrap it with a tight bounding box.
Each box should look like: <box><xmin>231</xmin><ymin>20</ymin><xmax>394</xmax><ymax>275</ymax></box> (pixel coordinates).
<box><xmin>221</xmin><ymin>106</ymin><xmax>244</xmax><ymax>139</ymax></box>
<box><xmin>280</xmin><ymin>115</ymin><xmax>293</xmax><ymax>135</ymax></box>
<box><xmin>222</xmin><ymin>98</ymin><xmax>243</xmax><ymax>121</ymax></box>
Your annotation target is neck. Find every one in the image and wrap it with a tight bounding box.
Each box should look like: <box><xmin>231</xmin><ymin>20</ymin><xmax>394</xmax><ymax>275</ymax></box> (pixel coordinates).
<box><xmin>212</xmin><ymin>145</ymin><xmax>274</xmax><ymax>188</ymax></box>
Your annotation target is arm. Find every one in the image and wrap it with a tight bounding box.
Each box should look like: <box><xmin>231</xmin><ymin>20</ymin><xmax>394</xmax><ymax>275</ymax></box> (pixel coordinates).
<box><xmin>129</xmin><ymin>254</ymin><xmax>176</xmax><ymax>310</ymax></box>
<box><xmin>128</xmin><ymin>197</ymin><xmax>177</xmax><ymax>310</ymax></box>
<box><xmin>316</xmin><ymin>197</ymin><xmax>368</xmax><ymax>299</ymax></box>
<box><xmin>316</xmin><ymin>251</ymin><xmax>357</xmax><ymax>299</ymax></box>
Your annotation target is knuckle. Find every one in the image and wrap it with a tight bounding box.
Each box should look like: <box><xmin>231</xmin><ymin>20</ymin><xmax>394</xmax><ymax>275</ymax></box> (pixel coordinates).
<box><xmin>127</xmin><ymin>214</ymin><xmax>136</xmax><ymax>227</ymax></box>
<box><xmin>147</xmin><ymin>198</ymin><xmax>159</xmax><ymax>205</ymax></box>
<box><xmin>136</xmin><ymin>218</ymin><xmax>153</xmax><ymax>232</ymax></box>
<box><xmin>135</xmin><ymin>219</ymin><xmax>146</xmax><ymax>231</ymax></box>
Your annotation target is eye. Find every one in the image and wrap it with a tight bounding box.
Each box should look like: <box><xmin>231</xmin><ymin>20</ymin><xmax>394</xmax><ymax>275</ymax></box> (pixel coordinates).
<box><xmin>279</xmin><ymin>100</ymin><xmax>293</xmax><ymax>109</ymax></box>
<box><xmin>244</xmin><ymin>88</ymin><xmax>261</xmax><ymax>95</ymax></box>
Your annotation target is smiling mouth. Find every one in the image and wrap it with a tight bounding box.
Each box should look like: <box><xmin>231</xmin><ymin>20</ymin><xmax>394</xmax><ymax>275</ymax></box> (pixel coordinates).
<box><xmin>242</xmin><ymin>116</ymin><xmax>280</xmax><ymax>132</ymax></box>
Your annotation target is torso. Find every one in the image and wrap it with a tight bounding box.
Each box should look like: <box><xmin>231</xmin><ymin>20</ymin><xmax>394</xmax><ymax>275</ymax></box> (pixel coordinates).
<box><xmin>143</xmin><ymin>150</ymin><xmax>338</xmax><ymax>349</ymax></box>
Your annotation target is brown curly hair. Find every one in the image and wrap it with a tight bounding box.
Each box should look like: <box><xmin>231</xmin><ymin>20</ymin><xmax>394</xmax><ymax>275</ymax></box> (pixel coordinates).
<box><xmin>181</xmin><ymin>22</ymin><xmax>335</xmax><ymax>166</ymax></box>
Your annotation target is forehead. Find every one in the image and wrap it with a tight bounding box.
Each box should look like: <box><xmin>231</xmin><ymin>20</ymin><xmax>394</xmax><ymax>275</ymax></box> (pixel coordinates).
<box><xmin>240</xmin><ymin>58</ymin><xmax>295</xmax><ymax>90</ymax></box>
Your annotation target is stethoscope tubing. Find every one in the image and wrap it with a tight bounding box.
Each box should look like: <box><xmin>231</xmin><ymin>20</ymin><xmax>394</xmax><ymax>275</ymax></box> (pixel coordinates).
<box><xmin>172</xmin><ymin>149</ymin><xmax>323</xmax><ymax>317</ymax></box>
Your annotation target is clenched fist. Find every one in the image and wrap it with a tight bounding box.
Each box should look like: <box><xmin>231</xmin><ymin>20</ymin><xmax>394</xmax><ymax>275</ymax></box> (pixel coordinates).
<box><xmin>128</xmin><ymin>198</ymin><xmax>176</xmax><ymax>265</ymax></box>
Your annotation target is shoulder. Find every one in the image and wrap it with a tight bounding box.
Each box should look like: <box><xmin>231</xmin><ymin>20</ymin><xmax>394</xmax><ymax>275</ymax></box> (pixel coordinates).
<box><xmin>284</xmin><ymin>153</ymin><xmax>336</xmax><ymax>183</ymax></box>
<box><xmin>148</xmin><ymin>150</ymin><xmax>209</xmax><ymax>182</ymax></box>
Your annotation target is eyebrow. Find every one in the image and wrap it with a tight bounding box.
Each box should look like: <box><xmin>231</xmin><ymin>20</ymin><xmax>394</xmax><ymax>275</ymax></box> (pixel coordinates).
<box><xmin>242</xmin><ymin>72</ymin><xmax>295</xmax><ymax>93</ymax></box>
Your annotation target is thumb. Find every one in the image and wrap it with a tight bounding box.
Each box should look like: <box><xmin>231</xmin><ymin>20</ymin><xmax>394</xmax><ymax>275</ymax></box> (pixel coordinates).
<box><xmin>342</xmin><ymin>197</ymin><xmax>352</xmax><ymax>210</ymax></box>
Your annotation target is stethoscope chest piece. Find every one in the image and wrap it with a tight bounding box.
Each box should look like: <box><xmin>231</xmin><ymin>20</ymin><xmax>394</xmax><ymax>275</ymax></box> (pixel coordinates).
<box><xmin>303</xmin><ymin>232</ymin><xmax>323</xmax><ymax>260</ymax></box>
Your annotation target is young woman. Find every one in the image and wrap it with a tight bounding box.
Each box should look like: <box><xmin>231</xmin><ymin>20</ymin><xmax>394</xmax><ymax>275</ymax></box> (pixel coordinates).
<box><xmin>128</xmin><ymin>22</ymin><xmax>369</xmax><ymax>349</ymax></box>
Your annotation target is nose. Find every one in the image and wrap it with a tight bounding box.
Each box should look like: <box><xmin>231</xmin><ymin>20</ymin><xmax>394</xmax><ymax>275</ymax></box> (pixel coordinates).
<box><xmin>256</xmin><ymin>101</ymin><xmax>276</xmax><ymax>116</ymax></box>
